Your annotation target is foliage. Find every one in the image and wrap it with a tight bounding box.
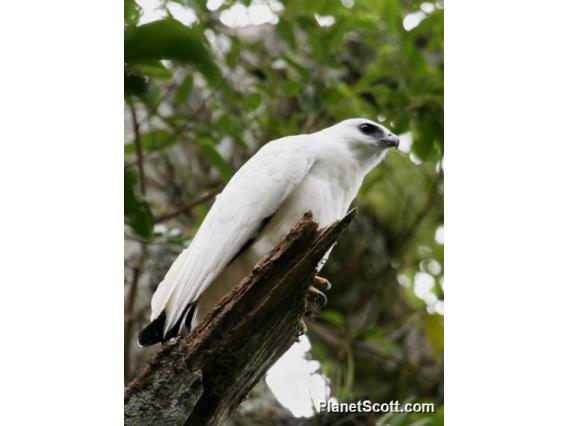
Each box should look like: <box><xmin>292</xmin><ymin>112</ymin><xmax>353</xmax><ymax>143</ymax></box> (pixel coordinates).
<box><xmin>124</xmin><ymin>168</ymin><xmax>153</xmax><ymax>240</ymax></box>
<box><xmin>124</xmin><ymin>0</ymin><xmax>444</xmax><ymax>424</ymax></box>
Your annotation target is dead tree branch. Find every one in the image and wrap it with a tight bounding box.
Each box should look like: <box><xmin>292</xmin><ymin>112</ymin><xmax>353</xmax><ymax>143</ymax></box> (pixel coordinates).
<box><xmin>125</xmin><ymin>210</ymin><xmax>357</xmax><ymax>426</ymax></box>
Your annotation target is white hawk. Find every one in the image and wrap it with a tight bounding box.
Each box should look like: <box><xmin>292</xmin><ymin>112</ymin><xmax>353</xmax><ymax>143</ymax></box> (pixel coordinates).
<box><xmin>139</xmin><ymin>118</ymin><xmax>399</xmax><ymax>345</ymax></box>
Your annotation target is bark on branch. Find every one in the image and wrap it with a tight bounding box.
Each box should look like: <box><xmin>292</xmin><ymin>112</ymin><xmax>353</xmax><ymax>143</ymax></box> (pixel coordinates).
<box><xmin>124</xmin><ymin>209</ymin><xmax>357</xmax><ymax>426</ymax></box>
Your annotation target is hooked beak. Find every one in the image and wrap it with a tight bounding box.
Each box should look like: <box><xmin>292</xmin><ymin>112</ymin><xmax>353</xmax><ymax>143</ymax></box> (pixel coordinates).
<box><xmin>380</xmin><ymin>133</ymin><xmax>400</xmax><ymax>149</ymax></box>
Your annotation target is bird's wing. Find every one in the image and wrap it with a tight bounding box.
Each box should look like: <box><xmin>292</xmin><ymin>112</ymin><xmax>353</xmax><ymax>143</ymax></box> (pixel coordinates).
<box><xmin>151</xmin><ymin>136</ymin><xmax>316</xmax><ymax>334</ymax></box>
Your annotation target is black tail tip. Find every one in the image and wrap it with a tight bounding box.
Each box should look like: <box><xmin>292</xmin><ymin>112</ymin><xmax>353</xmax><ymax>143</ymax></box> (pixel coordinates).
<box><xmin>138</xmin><ymin>311</ymin><xmax>167</xmax><ymax>347</ymax></box>
<box><xmin>137</xmin><ymin>304</ymin><xmax>195</xmax><ymax>346</ymax></box>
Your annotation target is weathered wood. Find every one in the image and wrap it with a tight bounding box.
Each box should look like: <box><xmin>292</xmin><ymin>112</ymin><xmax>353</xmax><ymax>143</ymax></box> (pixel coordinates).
<box><xmin>125</xmin><ymin>209</ymin><xmax>357</xmax><ymax>426</ymax></box>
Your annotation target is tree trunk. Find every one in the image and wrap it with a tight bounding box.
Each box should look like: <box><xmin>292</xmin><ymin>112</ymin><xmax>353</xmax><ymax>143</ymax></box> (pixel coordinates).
<box><xmin>125</xmin><ymin>210</ymin><xmax>357</xmax><ymax>426</ymax></box>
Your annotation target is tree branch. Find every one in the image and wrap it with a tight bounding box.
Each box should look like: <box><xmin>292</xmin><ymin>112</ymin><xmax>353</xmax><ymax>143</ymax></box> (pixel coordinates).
<box><xmin>154</xmin><ymin>188</ymin><xmax>221</xmax><ymax>223</ymax></box>
<box><xmin>125</xmin><ymin>210</ymin><xmax>357</xmax><ymax>426</ymax></box>
<box><xmin>129</xmin><ymin>102</ymin><xmax>146</xmax><ymax>195</ymax></box>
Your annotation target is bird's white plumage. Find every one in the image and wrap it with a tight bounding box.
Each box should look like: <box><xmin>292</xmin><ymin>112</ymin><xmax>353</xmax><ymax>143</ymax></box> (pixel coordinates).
<box><xmin>152</xmin><ymin>136</ymin><xmax>316</xmax><ymax>333</ymax></box>
<box><xmin>148</xmin><ymin>118</ymin><xmax>399</xmax><ymax>338</ymax></box>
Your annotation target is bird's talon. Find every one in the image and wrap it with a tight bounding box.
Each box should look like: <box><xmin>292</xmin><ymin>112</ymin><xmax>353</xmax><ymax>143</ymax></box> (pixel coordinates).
<box><xmin>307</xmin><ymin>286</ymin><xmax>328</xmax><ymax>306</ymax></box>
<box><xmin>313</xmin><ymin>275</ymin><xmax>332</xmax><ymax>291</ymax></box>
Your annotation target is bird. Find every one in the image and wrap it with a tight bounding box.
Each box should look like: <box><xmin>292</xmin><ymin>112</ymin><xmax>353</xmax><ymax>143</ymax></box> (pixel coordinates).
<box><xmin>138</xmin><ymin>118</ymin><xmax>399</xmax><ymax>346</ymax></box>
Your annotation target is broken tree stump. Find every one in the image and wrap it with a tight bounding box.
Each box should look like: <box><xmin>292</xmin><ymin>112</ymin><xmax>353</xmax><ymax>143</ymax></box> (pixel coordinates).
<box><xmin>125</xmin><ymin>209</ymin><xmax>357</xmax><ymax>426</ymax></box>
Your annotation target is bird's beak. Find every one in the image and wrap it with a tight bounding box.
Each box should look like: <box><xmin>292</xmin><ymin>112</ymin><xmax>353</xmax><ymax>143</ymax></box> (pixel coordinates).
<box><xmin>380</xmin><ymin>133</ymin><xmax>400</xmax><ymax>149</ymax></box>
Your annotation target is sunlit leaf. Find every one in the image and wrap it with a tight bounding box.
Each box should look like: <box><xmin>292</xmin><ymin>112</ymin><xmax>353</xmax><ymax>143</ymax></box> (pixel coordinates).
<box><xmin>124</xmin><ymin>0</ymin><xmax>141</xmax><ymax>28</ymax></box>
<box><xmin>133</xmin><ymin>60</ymin><xmax>173</xmax><ymax>79</ymax></box>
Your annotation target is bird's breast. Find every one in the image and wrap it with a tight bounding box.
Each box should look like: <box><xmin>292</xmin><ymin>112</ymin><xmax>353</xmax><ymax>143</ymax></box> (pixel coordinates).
<box><xmin>249</xmin><ymin>163</ymin><xmax>361</xmax><ymax>259</ymax></box>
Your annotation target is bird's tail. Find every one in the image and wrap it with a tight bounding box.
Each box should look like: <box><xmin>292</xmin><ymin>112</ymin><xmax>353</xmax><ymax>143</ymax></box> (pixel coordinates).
<box><xmin>137</xmin><ymin>244</ymin><xmax>197</xmax><ymax>346</ymax></box>
<box><xmin>138</xmin><ymin>303</ymin><xmax>195</xmax><ymax>346</ymax></box>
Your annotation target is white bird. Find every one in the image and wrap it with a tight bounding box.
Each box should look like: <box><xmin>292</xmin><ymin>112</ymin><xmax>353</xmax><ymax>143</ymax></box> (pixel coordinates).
<box><xmin>139</xmin><ymin>118</ymin><xmax>399</xmax><ymax>346</ymax></box>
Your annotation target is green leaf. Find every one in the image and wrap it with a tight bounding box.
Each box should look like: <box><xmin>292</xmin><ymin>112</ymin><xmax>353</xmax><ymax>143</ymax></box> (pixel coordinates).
<box><xmin>245</xmin><ymin>92</ymin><xmax>262</xmax><ymax>111</ymax></box>
<box><xmin>124</xmin><ymin>129</ymin><xmax>177</xmax><ymax>156</ymax></box>
<box><xmin>124</xmin><ymin>70</ymin><xmax>148</xmax><ymax>97</ymax></box>
<box><xmin>124</xmin><ymin>19</ymin><xmax>220</xmax><ymax>83</ymax></box>
<box><xmin>226</xmin><ymin>35</ymin><xmax>242</xmax><ymax>69</ymax></box>
<box><xmin>133</xmin><ymin>60</ymin><xmax>172</xmax><ymax>79</ymax></box>
<box><xmin>366</xmin><ymin>328</ymin><xmax>400</xmax><ymax>356</ymax></box>
<box><xmin>124</xmin><ymin>0</ymin><xmax>141</xmax><ymax>28</ymax></box>
<box><xmin>412</xmin><ymin>109</ymin><xmax>443</xmax><ymax>162</ymax></box>
<box><xmin>197</xmin><ymin>139</ymin><xmax>233</xmax><ymax>181</ymax></box>
<box><xmin>320</xmin><ymin>310</ymin><xmax>346</xmax><ymax>328</ymax></box>
<box><xmin>124</xmin><ymin>168</ymin><xmax>154</xmax><ymax>240</ymax></box>
<box><xmin>276</xmin><ymin>20</ymin><xmax>296</xmax><ymax>49</ymax></box>
<box><xmin>281</xmin><ymin>81</ymin><xmax>302</xmax><ymax>96</ymax></box>
<box><xmin>174</xmin><ymin>75</ymin><xmax>194</xmax><ymax>105</ymax></box>
<box><xmin>282</xmin><ymin>54</ymin><xmax>309</xmax><ymax>79</ymax></box>
<box><xmin>424</xmin><ymin>313</ymin><xmax>444</xmax><ymax>355</ymax></box>
<box><xmin>378</xmin><ymin>0</ymin><xmax>402</xmax><ymax>33</ymax></box>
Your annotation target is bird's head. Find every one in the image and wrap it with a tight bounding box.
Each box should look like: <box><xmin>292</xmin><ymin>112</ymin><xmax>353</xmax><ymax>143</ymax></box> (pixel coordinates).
<box><xmin>319</xmin><ymin>118</ymin><xmax>399</xmax><ymax>171</ymax></box>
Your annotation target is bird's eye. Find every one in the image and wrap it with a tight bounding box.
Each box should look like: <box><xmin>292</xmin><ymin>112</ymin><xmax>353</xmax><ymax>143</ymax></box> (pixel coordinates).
<box><xmin>358</xmin><ymin>123</ymin><xmax>378</xmax><ymax>135</ymax></box>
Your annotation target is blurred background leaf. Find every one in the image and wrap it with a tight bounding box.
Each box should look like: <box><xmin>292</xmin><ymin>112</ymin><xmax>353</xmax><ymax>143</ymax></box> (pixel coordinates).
<box><xmin>125</xmin><ymin>18</ymin><xmax>220</xmax><ymax>83</ymax></box>
<box><xmin>124</xmin><ymin>168</ymin><xmax>153</xmax><ymax>240</ymax></box>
